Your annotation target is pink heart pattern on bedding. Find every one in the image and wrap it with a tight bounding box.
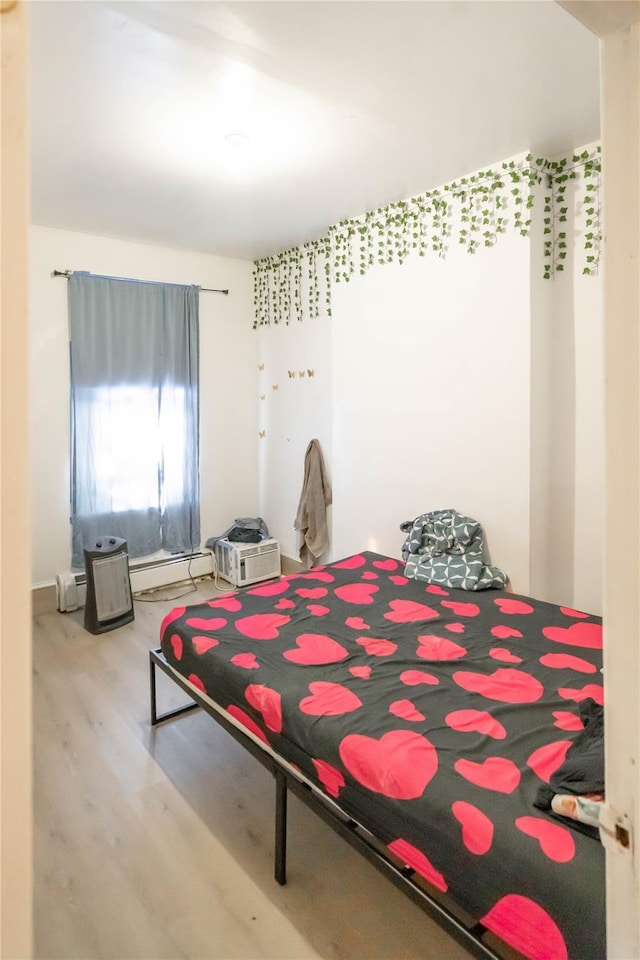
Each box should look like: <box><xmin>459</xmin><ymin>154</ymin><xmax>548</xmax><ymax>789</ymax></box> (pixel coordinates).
<box><xmin>348</xmin><ymin>665</ymin><xmax>372</xmax><ymax>679</ymax></box>
<box><xmin>440</xmin><ymin>599</ymin><xmax>480</xmax><ymax>617</ymax></box>
<box><xmin>311</xmin><ymin>758</ymin><xmax>345</xmax><ymax>797</ymax></box>
<box><xmin>235</xmin><ymin>613</ymin><xmax>291</xmax><ymax>639</ymax></box>
<box><xmin>345</xmin><ymin>616</ymin><xmax>370</xmax><ymax>630</ymax></box>
<box><xmin>159</xmin><ymin>550</ymin><xmax>605</xmax><ymax>960</ymax></box>
<box><xmin>373</xmin><ymin>557</ymin><xmax>399</xmax><ymax>571</ymax></box>
<box><xmin>283</xmin><ymin>633</ymin><xmax>349</xmax><ymax>665</ymax></box>
<box><xmin>489</xmin><ymin>647</ymin><xmax>523</xmax><ymax>664</ymax></box>
<box><xmin>306</xmin><ymin>604</ymin><xmax>330</xmax><ymax>616</ymax></box>
<box><xmin>339</xmin><ymin>730</ymin><xmax>438</xmax><ymax>799</ymax></box>
<box><xmin>542</xmin><ymin>622</ymin><xmax>603</xmax><ymax>648</ymax></box>
<box><xmin>388</xmin><ymin>699</ymin><xmax>425</xmax><ymax>722</ymax></box>
<box><xmin>454</xmin><ymin>756</ymin><xmax>521</xmax><ymax>793</ymax></box>
<box><xmin>384</xmin><ymin>598</ymin><xmax>440</xmax><ymax>622</ymax></box>
<box><xmin>445</xmin><ymin>709</ymin><xmax>507</xmax><ymax>740</ymax></box>
<box><xmin>416</xmin><ymin>635</ymin><xmax>467</xmax><ymax>660</ymax></box>
<box><xmin>185</xmin><ymin>616</ymin><xmax>227</xmax><ymax>631</ymax></box>
<box><xmin>552</xmin><ymin>710</ymin><xmax>585</xmax><ymax>731</ymax></box>
<box><xmin>334</xmin><ymin>583</ymin><xmax>379</xmax><ymax>604</ymax></box>
<box><xmin>515</xmin><ymin>816</ymin><xmax>576</xmax><ymax>863</ymax></box>
<box><xmin>299</xmin><ymin>682</ymin><xmax>362</xmax><ymax>716</ymax></box>
<box><xmin>539</xmin><ymin>652</ymin><xmax>597</xmax><ymax>673</ymax></box>
<box><xmin>526</xmin><ymin>740</ymin><xmax>573</xmax><ymax>783</ymax></box>
<box><xmin>452</xmin><ymin>800</ymin><xmax>494</xmax><ymax>855</ymax></box>
<box><xmin>355</xmin><ymin>636</ymin><xmax>397</xmax><ymax>657</ymax></box>
<box><xmin>192</xmin><ymin>635</ymin><xmax>220</xmax><ymax>654</ymax></box>
<box><xmin>230</xmin><ymin>652</ymin><xmax>259</xmax><ymax>669</ymax></box>
<box><xmin>481</xmin><ymin>894</ymin><xmax>568</xmax><ymax>960</ymax></box>
<box><xmin>387</xmin><ymin>838</ymin><xmax>448</xmax><ymax>891</ymax></box>
<box><xmin>244</xmin><ymin>684</ymin><xmax>283</xmax><ymax>732</ymax></box>
<box><xmin>400</xmin><ymin>669</ymin><xmax>439</xmax><ymax>686</ymax></box>
<box><xmin>494</xmin><ymin>597</ymin><xmax>535</xmax><ymax>615</ymax></box>
<box><xmin>207</xmin><ymin>595</ymin><xmax>242</xmax><ymax>612</ymax></box>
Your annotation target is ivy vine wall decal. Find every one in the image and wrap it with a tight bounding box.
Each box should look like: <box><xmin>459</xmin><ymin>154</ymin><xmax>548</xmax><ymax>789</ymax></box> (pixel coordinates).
<box><xmin>253</xmin><ymin>146</ymin><xmax>601</xmax><ymax>329</ymax></box>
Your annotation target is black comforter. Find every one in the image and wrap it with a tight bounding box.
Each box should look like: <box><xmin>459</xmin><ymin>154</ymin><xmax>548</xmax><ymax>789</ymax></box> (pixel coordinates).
<box><xmin>159</xmin><ymin>550</ymin><xmax>605</xmax><ymax>960</ymax></box>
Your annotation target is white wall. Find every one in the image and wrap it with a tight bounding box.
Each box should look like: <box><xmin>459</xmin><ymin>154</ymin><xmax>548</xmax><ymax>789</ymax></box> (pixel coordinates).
<box><xmin>256</xmin><ymin>307</ymin><xmax>332</xmax><ymax>558</ymax></box>
<box><xmin>257</xmin><ymin>154</ymin><xmax>604</xmax><ymax>609</ymax></box>
<box><xmin>529</xmin><ymin>182</ymin><xmax>557</xmax><ymax>603</ymax></box>
<box><xmin>529</xmin><ymin>159</ymin><xmax>604</xmax><ymax>613</ymax></box>
<box><xmin>572</xmin><ymin>245</ymin><xmax>604</xmax><ymax>614</ymax></box>
<box><xmin>29</xmin><ymin>225</ymin><xmax>258</xmax><ymax>586</ymax></box>
<box><xmin>330</xmin><ymin>238</ymin><xmax>532</xmax><ymax>590</ymax></box>
<box><xmin>31</xmin><ymin>158</ymin><xmax>604</xmax><ymax>608</ymax></box>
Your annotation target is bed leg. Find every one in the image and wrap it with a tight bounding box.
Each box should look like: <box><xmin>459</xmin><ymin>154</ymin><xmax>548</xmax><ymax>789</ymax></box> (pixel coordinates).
<box><xmin>150</xmin><ymin>654</ymin><xmax>159</xmax><ymax>725</ymax></box>
<box><xmin>274</xmin><ymin>769</ymin><xmax>288</xmax><ymax>885</ymax></box>
<box><xmin>149</xmin><ymin>650</ymin><xmax>200</xmax><ymax>725</ymax></box>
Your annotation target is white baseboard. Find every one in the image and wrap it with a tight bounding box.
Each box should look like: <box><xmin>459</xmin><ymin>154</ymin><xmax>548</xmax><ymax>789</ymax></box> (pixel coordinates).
<box><xmin>34</xmin><ymin>552</ymin><xmax>312</xmax><ymax>616</ymax></box>
<box><xmin>279</xmin><ymin>553</ymin><xmax>304</xmax><ymax>575</ymax></box>
<box><xmin>51</xmin><ymin>551</ymin><xmax>213</xmax><ymax>612</ymax></box>
<box><xmin>129</xmin><ymin>552</ymin><xmax>213</xmax><ymax>595</ymax></box>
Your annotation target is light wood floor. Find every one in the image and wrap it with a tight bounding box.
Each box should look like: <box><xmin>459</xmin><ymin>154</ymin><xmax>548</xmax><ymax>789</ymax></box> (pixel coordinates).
<box><xmin>33</xmin><ymin>575</ymin><xmax>476</xmax><ymax>960</ymax></box>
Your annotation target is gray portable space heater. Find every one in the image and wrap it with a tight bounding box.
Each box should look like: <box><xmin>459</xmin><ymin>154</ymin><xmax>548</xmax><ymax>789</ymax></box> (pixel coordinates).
<box><xmin>83</xmin><ymin>536</ymin><xmax>135</xmax><ymax>634</ymax></box>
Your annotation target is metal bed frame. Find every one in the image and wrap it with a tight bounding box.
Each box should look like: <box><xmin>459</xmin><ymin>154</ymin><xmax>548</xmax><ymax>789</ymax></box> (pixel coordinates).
<box><xmin>149</xmin><ymin>645</ymin><xmax>508</xmax><ymax>960</ymax></box>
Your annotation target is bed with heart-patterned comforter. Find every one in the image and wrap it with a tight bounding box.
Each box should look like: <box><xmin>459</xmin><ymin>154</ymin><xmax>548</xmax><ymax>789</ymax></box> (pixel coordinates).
<box><xmin>159</xmin><ymin>550</ymin><xmax>605</xmax><ymax>960</ymax></box>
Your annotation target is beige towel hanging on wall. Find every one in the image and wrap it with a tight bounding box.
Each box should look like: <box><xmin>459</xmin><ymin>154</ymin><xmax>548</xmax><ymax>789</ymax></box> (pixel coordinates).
<box><xmin>294</xmin><ymin>439</ymin><xmax>332</xmax><ymax>568</ymax></box>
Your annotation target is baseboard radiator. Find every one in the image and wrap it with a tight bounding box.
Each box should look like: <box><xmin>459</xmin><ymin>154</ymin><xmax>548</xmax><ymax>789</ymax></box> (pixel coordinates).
<box><xmin>56</xmin><ymin>551</ymin><xmax>213</xmax><ymax>612</ymax></box>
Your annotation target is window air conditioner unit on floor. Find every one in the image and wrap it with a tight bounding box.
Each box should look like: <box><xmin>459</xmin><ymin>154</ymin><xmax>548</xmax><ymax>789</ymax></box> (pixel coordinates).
<box><xmin>214</xmin><ymin>538</ymin><xmax>281</xmax><ymax>587</ymax></box>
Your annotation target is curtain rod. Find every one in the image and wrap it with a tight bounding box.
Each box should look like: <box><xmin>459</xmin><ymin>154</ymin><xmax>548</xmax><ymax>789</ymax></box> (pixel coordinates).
<box><xmin>51</xmin><ymin>269</ymin><xmax>229</xmax><ymax>294</ymax></box>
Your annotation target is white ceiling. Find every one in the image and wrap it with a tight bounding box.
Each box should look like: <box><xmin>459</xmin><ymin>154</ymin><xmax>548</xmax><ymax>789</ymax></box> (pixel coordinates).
<box><xmin>28</xmin><ymin>1</ymin><xmax>601</xmax><ymax>262</ymax></box>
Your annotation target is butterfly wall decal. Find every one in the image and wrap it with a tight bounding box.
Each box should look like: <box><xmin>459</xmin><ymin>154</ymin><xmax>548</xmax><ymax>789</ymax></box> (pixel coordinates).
<box><xmin>259</xmin><ymin>430</ymin><xmax>266</xmax><ymax>438</ymax></box>
<box><xmin>307</xmin><ymin>369</ymin><xmax>314</xmax><ymax>377</ymax></box>
<box><xmin>299</xmin><ymin>370</ymin><xmax>306</xmax><ymax>378</ymax></box>
<box><xmin>272</xmin><ymin>384</ymin><xmax>278</xmax><ymax>391</ymax></box>
<box><xmin>288</xmin><ymin>370</ymin><xmax>296</xmax><ymax>378</ymax></box>
<box><xmin>260</xmin><ymin>394</ymin><xmax>265</xmax><ymax>401</ymax></box>
<box><xmin>258</xmin><ymin>363</ymin><xmax>264</xmax><ymax>371</ymax></box>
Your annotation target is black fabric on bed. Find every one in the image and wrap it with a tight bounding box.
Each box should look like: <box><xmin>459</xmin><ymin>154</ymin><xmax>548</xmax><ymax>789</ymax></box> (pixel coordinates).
<box><xmin>550</xmin><ymin>697</ymin><xmax>604</xmax><ymax>794</ymax></box>
<box><xmin>159</xmin><ymin>550</ymin><xmax>605</xmax><ymax>960</ymax></box>
<box><xmin>534</xmin><ymin>698</ymin><xmax>605</xmax><ymax>839</ymax></box>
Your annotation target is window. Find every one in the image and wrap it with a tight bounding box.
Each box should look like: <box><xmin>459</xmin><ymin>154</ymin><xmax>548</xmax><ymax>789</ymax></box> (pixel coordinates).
<box><xmin>68</xmin><ymin>273</ymin><xmax>200</xmax><ymax>569</ymax></box>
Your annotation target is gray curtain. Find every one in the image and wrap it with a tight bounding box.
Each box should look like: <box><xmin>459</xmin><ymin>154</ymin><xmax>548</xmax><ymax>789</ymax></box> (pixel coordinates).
<box><xmin>69</xmin><ymin>273</ymin><xmax>200</xmax><ymax>569</ymax></box>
